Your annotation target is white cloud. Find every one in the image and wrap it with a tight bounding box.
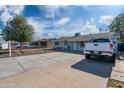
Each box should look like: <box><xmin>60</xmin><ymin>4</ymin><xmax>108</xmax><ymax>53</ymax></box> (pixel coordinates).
<box><xmin>43</xmin><ymin>6</ymin><xmax>56</xmax><ymax>18</ymax></box>
<box><xmin>82</xmin><ymin>19</ymin><xmax>99</xmax><ymax>34</ymax></box>
<box><xmin>47</xmin><ymin>33</ymin><xmax>54</xmax><ymax>39</ymax></box>
<box><xmin>0</xmin><ymin>7</ymin><xmax>13</xmax><ymax>25</ymax></box>
<box><xmin>64</xmin><ymin>19</ymin><xmax>99</xmax><ymax>35</ymax></box>
<box><xmin>52</xmin><ymin>19</ymin><xmax>100</xmax><ymax>38</ymax></box>
<box><xmin>0</xmin><ymin>5</ymin><xmax>25</xmax><ymax>25</ymax></box>
<box><xmin>9</xmin><ymin>6</ymin><xmax>25</xmax><ymax>15</ymax></box>
<box><xmin>86</xmin><ymin>18</ymin><xmax>95</xmax><ymax>25</ymax></box>
<box><xmin>56</xmin><ymin>17</ymin><xmax>70</xmax><ymax>26</ymax></box>
<box><xmin>27</xmin><ymin>17</ymin><xmax>47</xmax><ymax>40</ymax></box>
<box><xmin>39</xmin><ymin>6</ymin><xmax>68</xmax><ymax>18</ymax></box>
<box><xmin>27</xmin><ymin>17</ymin><xmax>100</xmax><ymax>39</ymax></box>
<box><xmin>82</xmin><ymin>24</ymin><xmax>99</xmax><ymax>35</ymax></box>
<box><xmin>99</xmin><ymin>15</ymin><xmax>113</xmax><ymax>25</ymax></box>
<box><xmin>0</xmin><ymin>6</ymin><xmax>6</xmax><ymax>11</ymax></box>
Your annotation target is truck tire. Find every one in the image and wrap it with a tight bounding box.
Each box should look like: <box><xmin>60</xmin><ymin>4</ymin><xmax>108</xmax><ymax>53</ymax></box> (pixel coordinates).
<box><xmin>85</xmin><ymin>54</ymin><xmax>90</xmax><ymax>59</ymax></box>
<box><xmin>111</xmin><ymin>53</ymin><xmax>115</xmax><ymax>63</ymax></box>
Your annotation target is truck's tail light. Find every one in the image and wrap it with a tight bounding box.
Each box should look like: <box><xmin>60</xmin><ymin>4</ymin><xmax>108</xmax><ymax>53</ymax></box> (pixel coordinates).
<box><xmin>110</xmin><ymin>43</ymin><xmax>113</xmax><ymax>48</ymax></box>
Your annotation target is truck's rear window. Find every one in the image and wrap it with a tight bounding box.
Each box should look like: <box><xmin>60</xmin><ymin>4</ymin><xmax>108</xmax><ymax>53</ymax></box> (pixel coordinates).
<box><xmin>92</xmin><ymin>38</ymin><xmax>110</xmax><ymax>43</ymax></box>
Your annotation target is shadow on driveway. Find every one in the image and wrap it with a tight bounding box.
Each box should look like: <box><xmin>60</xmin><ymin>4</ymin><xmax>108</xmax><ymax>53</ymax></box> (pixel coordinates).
<box><xmin>71</xmin><ymin>56</ymin><xmax>115</xmax><ymax>78</ymax></box>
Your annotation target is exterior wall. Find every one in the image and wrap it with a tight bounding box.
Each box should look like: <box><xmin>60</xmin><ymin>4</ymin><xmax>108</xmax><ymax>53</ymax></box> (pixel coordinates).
<box><xmin>38</xmin><ymin>42</ymin><xmax>40</xmax><ymax>48</ymax></box>
<box><xmin>37</xmin><ymin>42</ymin><xmax>46</xmax><ymax>48</ymax></box>
<box><xmin>47</xmin><ymin>41</ymin><xmax>54</xmax><ymax>49</ymax></box>
<box><xmin>32</xmin><ymin>40</ymin><xmax>54</xmax><ymax>49</ymax></box>
<box><xmin>54</xmin><ymin>41</ymin><xmax>60</xmax><ymax>48</ymax></box>
<box><xmin>54</xmin><ymin>41</ymin><xmax>85</xmax><ymax>52</ymax></box>
<box><xmin>59</xmin><ymin>42</ymin><xmax>67</xmax><ymax>50</ymax></box>
<box><xmin>69</xmin><ymin>42</ymin><xmax>77</xmax><ymax>51</ymax></box>
<box><xmin>54</xmin><ymin>41</ymin><xmax>68</xmax><ymax>50</ymax></box>
<box><xmin>77</xmin><ymin>42</ymin><xmax>84</xmax><ymax>52</ymax></box>
<box><xmin>70</xmin><ymin>41</ymin><xmax>84</xmax><ymax>52</ymax></box>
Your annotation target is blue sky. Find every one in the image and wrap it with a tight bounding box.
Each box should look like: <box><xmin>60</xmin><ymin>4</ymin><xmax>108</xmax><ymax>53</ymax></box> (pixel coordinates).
<box><xmin>0</xmin><ymin>5</ymin><xmax>124</xmax><ymax>40</ymax></box>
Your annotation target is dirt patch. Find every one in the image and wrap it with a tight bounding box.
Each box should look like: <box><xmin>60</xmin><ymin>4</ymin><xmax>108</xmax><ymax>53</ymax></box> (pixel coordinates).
<box><xmin>0</xmin><ymin>49</ymin><xmax>54</xmax><ymax>58</ymax></box>
<box><xmin>16</xmin><ymin>49</ymin><xmax>54</xmax><ymax>55</ymax></box>
<box><xmin>107</xmin><ymin>78</ymin><xmax>124</xmax><ymax>88</ymax></box>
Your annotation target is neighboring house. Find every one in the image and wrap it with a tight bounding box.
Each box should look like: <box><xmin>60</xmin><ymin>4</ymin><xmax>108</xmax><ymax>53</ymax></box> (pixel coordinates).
<box><xmin>54</xmin><ymin>32</ymin><xmax>120</xmax><ymax>52</ymax></box>
<box><xmin>31</xmin><ymin>39</ymin><xmax>55</xmax><ymax>49</ymax></box>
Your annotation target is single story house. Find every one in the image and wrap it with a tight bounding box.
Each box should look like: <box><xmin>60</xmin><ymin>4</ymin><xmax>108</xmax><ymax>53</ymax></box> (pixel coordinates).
<box><xmin>31</xmin><ymin>39</ymin><xmax>55</xmax><ymax>49</ymax></box>
<box><xmin>53</xmin><ymin>32</ymin><xmax>120</xmax><ymax>52</ymax></box>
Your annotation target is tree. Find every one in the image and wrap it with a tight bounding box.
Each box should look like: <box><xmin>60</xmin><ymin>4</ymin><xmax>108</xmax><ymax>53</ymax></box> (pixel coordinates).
<box><xmin>109</xmin><ymin>13</ymin><xmax>124</xmax><ymax>42</ymax></box>
<box><xmin>2</xmin><ymin>15</ymin><xmax>34</xmax><ymax>52</ymax></box>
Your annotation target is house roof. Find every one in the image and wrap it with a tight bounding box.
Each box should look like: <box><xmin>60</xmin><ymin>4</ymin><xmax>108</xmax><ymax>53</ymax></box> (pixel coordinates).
<box><xmin>54</xmin><ymin>32</ymin><xmax>119</xmax><ymax>42</ymax></box>
<box><xmin>53</xmin><ymin>36</ymin><xmax>73</xmax><ymax>42</ymax></box>
<box><xmin>31</xmin><ymin>38</ymin><xmax>56</xmax><ymax>43</ymax></box>
<box><xmin>68</xmin><ymin>32</ymin><xmax>118</xmax><ymax>42</ymax></box>
<box><xmin>31</xmin><ymin>32</ymin><xmax>120</xmax><ymax>43</ymax></box>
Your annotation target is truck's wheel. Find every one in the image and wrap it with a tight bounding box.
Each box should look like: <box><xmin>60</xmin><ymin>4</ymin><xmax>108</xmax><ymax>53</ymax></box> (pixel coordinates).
<box><xmin>85</xmin><ymin>54</ymin><xmax>90</xmax><ymax>59</ymax></box>
<box><xmin>111</xmin><ymin>53</ymin><xmax>115</xmax><ymax>63</ymax></box>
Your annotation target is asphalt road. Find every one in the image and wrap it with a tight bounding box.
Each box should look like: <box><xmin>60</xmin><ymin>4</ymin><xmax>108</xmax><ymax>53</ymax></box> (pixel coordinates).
<box><xmin>0</xmin><ymin>52</ymin><xmax>114</xmax><ymax>87</ymax></box>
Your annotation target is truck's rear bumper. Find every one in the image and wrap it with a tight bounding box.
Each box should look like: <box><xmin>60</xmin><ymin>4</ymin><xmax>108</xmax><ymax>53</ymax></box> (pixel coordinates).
<box><xmin>84</xmin><ymin>50</ymin><xmax>114</xmax><ymax>56</ymax></box>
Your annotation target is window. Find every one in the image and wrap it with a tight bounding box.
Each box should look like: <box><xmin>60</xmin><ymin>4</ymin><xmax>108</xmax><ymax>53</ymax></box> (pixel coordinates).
<box><xmin>80</xmin><ymin>41</ymin><xmax>85</xmax><ymax>47</ymax></box>
<box><xmin>55</xmin><ymin>42</ymin><xmax>59</xmax><ymax>46</ymax></box>
<box><xmin>64</xmin><ymin>41</ymin><xmax>67</xmax><ymax>45</ymax></box>
<box><xmin>92</xmin><ymin>38</ymin><xmax>110</xmax><ymax>43</ymax></box>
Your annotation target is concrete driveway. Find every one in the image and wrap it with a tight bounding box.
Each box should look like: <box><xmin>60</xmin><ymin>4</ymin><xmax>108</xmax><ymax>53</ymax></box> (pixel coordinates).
<box><xmin>0</xmin><ymin>52</ymin><xmax>114</xmax><ymax>87</ymax></box>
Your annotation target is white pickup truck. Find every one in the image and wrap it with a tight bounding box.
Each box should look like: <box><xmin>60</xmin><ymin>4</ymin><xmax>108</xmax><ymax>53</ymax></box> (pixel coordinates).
<box><xmin>84</xmin><ymin>38</ymin><xmax>117</xmax><ymax>62</ymax></box>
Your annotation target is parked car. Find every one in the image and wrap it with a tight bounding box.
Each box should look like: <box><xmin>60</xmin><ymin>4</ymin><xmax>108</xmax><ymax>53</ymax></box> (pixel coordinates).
<box><xmin>23</xmin><ymin>45</ymin><xmax>33</xmax><ymax>48</ymax></box>
<box><xmin>84</xmin><ymin>38</ymin><xmax>117</xmax><ymax>62</ymax></box>
<box><xmin>16</xmin><ymin>45</ymin><xmax>37</xmax><ymax>49</ymax></box>
<box><xmin>15</xmin><ymin>45</ymin><xmax>20</xmax><ymax>48</ymax></box>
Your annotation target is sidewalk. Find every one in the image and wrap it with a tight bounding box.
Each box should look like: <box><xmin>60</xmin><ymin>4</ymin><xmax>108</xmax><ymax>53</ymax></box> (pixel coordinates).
<box><xmin>111</xmin><ymin>60</ymin><xmax>124</xmax><ymax>82</ymax></box>
<box><xmin>108</xmin><ymin>53</ymin><xmax>124</xmax><ymax>87</ymax></box>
